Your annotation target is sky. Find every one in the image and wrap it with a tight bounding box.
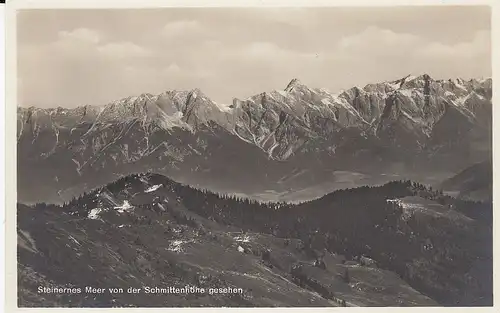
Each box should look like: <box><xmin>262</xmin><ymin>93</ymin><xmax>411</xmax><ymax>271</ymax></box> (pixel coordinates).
<box><xmin>17</xmin><ymin>6</ymin><xmax>491</xmax><ymax>108</ymax></box>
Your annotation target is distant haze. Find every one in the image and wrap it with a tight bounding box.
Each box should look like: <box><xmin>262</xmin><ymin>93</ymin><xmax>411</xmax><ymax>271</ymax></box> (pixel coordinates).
<box><xmin>17</xmin><ymin>6</ymin><xmax>491</xmax><ymax>108</ymax></box>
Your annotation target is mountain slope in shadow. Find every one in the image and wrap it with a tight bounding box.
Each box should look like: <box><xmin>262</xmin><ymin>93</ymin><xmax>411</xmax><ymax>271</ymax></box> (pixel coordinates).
<box><xmin>440</xmin><ymin>160</ymin><xmax>492</xmax><ymax>202</ymax></box>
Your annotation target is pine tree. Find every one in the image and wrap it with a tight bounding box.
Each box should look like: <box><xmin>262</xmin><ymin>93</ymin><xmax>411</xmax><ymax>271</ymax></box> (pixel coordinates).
<box><xmin>342</xmin><ymin>268</ymin><xmax>350</xmax><ymax>283</ymax></box>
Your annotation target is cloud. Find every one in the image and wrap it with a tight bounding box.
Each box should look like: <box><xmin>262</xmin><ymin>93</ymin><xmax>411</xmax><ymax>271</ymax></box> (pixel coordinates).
<box><xmin>336</xmin><ymin>26</ymin><xmax>490</xmax><ymax>62</ymax></box>
<box><xmin>326</xmin><ymin>26</ymin><xmax>491</xmax><ymax>86</ymax></box>
<box><xmin>162</xmin><ymin>63</ymin><xmax>182</xmax><ymax>75</ymax></box>
<box><xmin>222</xmin><ymin>41</ymin><xmax>317</xmax><ymax>65</ymax></box>
<box><xmin>162</xmin><ymin>20</ymin><xmax>203</xmax><ymax>37</ymax></box>
<box><xmin>244</xmin><ymin>42</ymin><xmax>307</xmax><ymax>60</ymax></box>
<box><xmin>57</xmin><ymin>28</ymin><xmax>101</xmax><ymax>45</ymax></box>
<box><xmin>50</xmin><ymin>28</ymin><xmax>152</xmax><ymax>60</ymax></box>
<box><xmin>97</xmin><ymin>42</ymin><xmax>152</xmax><ymax>58</ymax></box>
<box><xmin>337</xmin><ymin>26</ymin><xmax>423</xmax><ymax>57</ymax></box>
<box><xmin>18</xmin><ymin>28</ymin><xmax>155</xmax><ymax>107</ymax></box>
<box><xmin>52</xmin><ymin>28</ymin><xmax>103</xmax><ymax>56</ymax></box>
<box><xmin>17</xmin><ymin>12</ymin><xmax>491</xmax><ymax>108</ymax></box>
<box><xmin>416</xmin><ymin>30</ymin><xmax>490</xmax><ymax>59</ymax></box>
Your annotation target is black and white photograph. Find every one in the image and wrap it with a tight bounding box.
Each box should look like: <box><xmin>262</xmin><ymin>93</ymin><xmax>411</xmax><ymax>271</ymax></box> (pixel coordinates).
<box><xmin>8</xmin><ymin>1</ymin><xmax>495</xmax><ymax>308</ymax></box>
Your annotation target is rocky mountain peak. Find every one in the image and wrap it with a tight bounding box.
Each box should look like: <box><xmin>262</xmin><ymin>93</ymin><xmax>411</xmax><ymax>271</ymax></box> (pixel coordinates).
<box><xmin>188</xmin><ymin>88</ymin><xmax>204</xmax><ymax>98</ymax></box>
<box><xmin>284</xmin><ymin>78</ymin><xmax>305</xmax><ymax>92</ymax></box>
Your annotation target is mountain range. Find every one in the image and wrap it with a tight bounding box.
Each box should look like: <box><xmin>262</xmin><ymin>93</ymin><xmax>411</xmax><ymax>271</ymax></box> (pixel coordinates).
<box><xmin>17</xmin><ymin>74</ymin><xmax>492</xmax><ymax>204</ymax></box>
<box><xmin>16</xmin><ymin>73</ymin><xmax>493</xmax><ymax>307</ymax></box>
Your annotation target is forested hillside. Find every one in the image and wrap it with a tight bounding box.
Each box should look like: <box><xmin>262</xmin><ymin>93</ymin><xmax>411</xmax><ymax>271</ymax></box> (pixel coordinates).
<box><xmin>19</xmin><ymin>173</ymin><xmax>492</xmax><ymax>307</ymax></box>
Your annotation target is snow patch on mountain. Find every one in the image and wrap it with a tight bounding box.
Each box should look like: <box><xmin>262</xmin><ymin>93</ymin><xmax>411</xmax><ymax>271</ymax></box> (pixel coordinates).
<box><xmin>145</xmin><ymin>184</ymin><xmax>162</xmax><ymax>193</ymax></box>
<box><xmin>276</xmin><ymin>90</ymin><xmax>288</xmax><ymax>98</ymax></box>
<box><xmin>234</xmin><ymin>234</ymin><xmax>252</xmax><ymax>243</ymax></box>
<box><xmin>88</xmin><ymin>208</ymin><xmax>104</xmax><ymax>220</ymax></box>
<box><xmin>167</xmin><ymin>239</ymin><xmax>195</xmax><ymax>253</ymax></box>
<box><xmin>453</xmin><ymin>79</ymin><xmax>468</xmax><ymax>92</ymax></box>
<box><xmin>113</xmin><ymin>200</ymin><xmax>134</xmax><ymax>213</ymax></box>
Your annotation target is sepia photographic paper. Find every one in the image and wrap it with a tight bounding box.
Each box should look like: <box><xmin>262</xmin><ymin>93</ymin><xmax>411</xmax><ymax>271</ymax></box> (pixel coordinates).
<box><xmin>4</xmin><ymin>0</ymin><xmax>499</xmax><ymax>310</ymax></box>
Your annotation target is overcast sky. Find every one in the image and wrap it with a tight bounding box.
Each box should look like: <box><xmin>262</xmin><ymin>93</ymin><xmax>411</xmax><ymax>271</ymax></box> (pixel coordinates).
<box><xmin>17</xmin><ymin>6</ymin><xmax>491</xmax><ymax>108</ymax></box>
